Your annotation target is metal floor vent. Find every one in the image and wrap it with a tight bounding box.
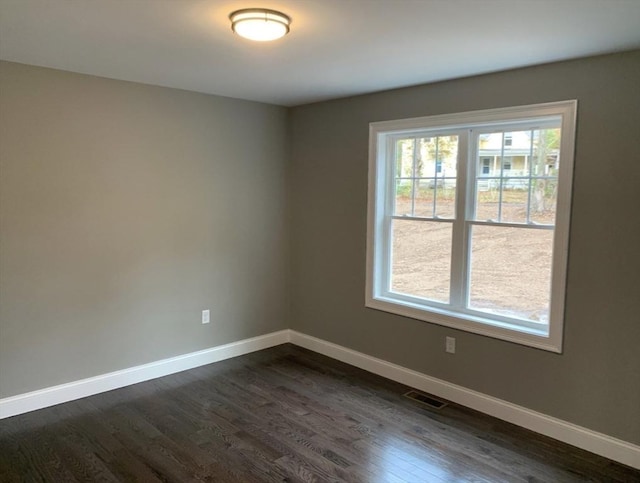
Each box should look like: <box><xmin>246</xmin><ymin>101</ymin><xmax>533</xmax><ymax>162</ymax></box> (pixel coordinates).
<box><xmin>403</xmin><ymin>390</ymin><xmax>448</xmax><ymax>410</ymax></box>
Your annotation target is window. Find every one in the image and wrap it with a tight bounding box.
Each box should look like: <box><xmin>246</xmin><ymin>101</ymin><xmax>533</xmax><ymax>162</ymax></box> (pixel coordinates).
<box><xmin>366</xmin><ymin>101</ymin><xmax>577</xmax><ymax>352</ymax></box>
<box><xmin>481</xmin><ymin>158</ymin><xmax>491</xmax><ymax>175</ymax></box>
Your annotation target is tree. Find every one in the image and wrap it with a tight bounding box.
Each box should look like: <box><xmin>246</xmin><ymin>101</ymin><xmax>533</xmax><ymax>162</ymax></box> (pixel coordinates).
<box><xmin>395</xmin><ymin>136</ymin><xmax>458</xmax><ymax>180</ymax></box>
<box><xmin>531</xmin><ymin>128</ymin><xmax>560</xmax><ymax>214</ymax></box>
<box><xmin>419</xmin><ymin>136</ymin><xmax>457</xmax><ymax>176</ymax></box>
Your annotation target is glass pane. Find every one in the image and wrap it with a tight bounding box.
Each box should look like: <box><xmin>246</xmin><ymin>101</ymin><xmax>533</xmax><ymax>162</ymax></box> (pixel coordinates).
<box><xmin>416</xmin><ymin>137</ymin><xmax>434</xmax><ymax>177</ymax></box>
<box><xmin>417</xmin><ymin>137</ymin><xmax>438</xmax><ymax>178</ymax></box>
<box><xmin>414</xmin><ymin>179</ymin><xmax>435</xmax><ymax>217</ymax></box>
<box><xmin>394</xmin><ymin>179</ymin><xmax>413</xmax><ymax>216</ymax></box>
<box><xmin>437</xmin><ymin>135</ymin><xmax>458</xmax><ymax>176</ymax></box>
<box><xmin>478</xmin><ymin>156</ymin><xmax>493</xmax><ymax>176</ymax></box>
<box><xmin>395</xmin><ymin>138</ymin><xmax>415</xmax><ymax>178</ymax></box>
<box><xmin>391</xmin><ymin>219</ymin><xmax>452</xmax><ymax>303</ymax></box>
<box><xmin>475</xmin><ymin>179</ymin><xmax>500</xmax><ymax>221</ymax></box>
<box><xmin>478</xmin><ymin>133</ymin><xmax>499</xmax><ymax>177</ymax></box>
<box><xmin>503</xmin><ymin>157</ymin><xmax>530</xmax><ymax>177</ymax></box>
<box><xmin>530</xmin><ymin>178</ymin><xmax>557</xmax><ymax>225</ymax></box>
<box><xmin>531</xmin><ymin>128</ymin><xmax>561</xmax><ymax>176</ymax></box>
<box><xmin>469</xmin><ymin>226</ymin><xmax>553</xmax><ymax>323</ymax></box>
<box><xmin>500</xmin><ymin>183</ymin><xmax>529</xmax><ymax>223</ymax></box>
<box><xmin>435</xmin><ymin>179</ymin><xmax>456</xmax><ymax>219</ymax></box>
<box><xmin>478</xmin><ymin>131</ymin><xmax>533</xmax><ymax>177</ymax></box>
<box><xmin>393</xmin><ymin>134</ymin><xmax>459</xmax><ymax>220</ymax></box>
<box><xmin>415</xmin><ymin>135</ymin><xmax>459</xmax><ymax>178</ymax></box>
<box><xmin>501</xmin><ymin>156</ymin><xmax>512</xmax><ymax>175</ymax></box>
<box><xmin>504</xmin><ymin>130</ymin><xmax>532</xmax><ymax>177</ymax></box>
<box><xmin>478</xmin><ymin>133</ymin><xmax>493</xmax><ymax>150</ymax></box>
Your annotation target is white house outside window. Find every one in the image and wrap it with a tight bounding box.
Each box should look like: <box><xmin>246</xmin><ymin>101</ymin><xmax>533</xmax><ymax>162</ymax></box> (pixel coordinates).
<box><xmin>366</xmin><ymin>101</ymin><xmax>577</xmax><ymax>352</ymax></box>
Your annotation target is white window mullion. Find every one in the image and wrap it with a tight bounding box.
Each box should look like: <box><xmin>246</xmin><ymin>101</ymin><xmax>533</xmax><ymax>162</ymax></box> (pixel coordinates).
<box><xmin>497</xmin><ymin>132</ymin><xmax>505</xmax><ymax>222</ymax></box>
<box><xmin>449</xmin><ymin>130</ymin><xmax>469</xmax><ymax>309</ymax></box>
<box><xmin>526</xmin><ymin>128</ymin><xmax>534</xmax><ymax>223</ymax></box>
<box><xmin>432</xmin><ymin>137</ymin><xmax>439</xmax><ymax>217</ymax></box>
<box><xmin>381</xmin><ymin>135</ymin><xmax>397</xmax><ymax>294</ymax></box>
<box><xmin>463</xmin><ymin>129</ymin><xmax>479</xmax><ymax>309</ymax></box>
<box><xmin>410</xmin><ymin>137</ymin><xmax>417</xmax><ymax>216</ymax></box>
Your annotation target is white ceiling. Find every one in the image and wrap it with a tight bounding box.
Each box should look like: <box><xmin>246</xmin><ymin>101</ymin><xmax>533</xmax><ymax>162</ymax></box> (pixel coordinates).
<box><xmin>1</xmin><ymin>0</ymin><xmax>639</xmax><ymax>106</ymax></box>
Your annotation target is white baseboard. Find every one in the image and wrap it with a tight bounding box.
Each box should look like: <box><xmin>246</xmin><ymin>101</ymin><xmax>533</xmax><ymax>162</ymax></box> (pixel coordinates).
<box><xmin>0</xmin><ymin>330</ymin><xmax>290</xmax><ymax>420</ymax></box>
<box><xmin>2</xmin><ymin>328</ymin><xmax>638</xmax><ymax>470</ymax></box>
<box><xmin>289</xmin><ymin>330</ymin><xmax>640</xmax><ymax>470</ymax></box>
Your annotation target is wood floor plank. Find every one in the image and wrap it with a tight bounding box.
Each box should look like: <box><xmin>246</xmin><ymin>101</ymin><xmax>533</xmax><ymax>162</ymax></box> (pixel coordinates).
<box><xmin>1</xmin><ymin>344</ymin><xmax>638</xmax><ymax>482</ymax></box>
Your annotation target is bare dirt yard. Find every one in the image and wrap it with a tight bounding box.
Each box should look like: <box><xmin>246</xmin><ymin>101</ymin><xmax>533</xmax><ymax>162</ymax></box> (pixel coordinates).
<box><xmin>392</xmin><ymin>192</ymin><xmax>555</xmax><ymax>322</ymax></box>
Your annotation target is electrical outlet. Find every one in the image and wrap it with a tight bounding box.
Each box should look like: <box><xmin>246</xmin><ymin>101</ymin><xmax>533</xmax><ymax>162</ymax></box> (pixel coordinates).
<box><xmin>202</xmin><ymin>309</ymin><xmax>210</xmax><ymax>324</ymax></box>
<box><xmin>445</xmin><ymin>336</ymin><xmax>456</xmax><ymax>354</ymax></box>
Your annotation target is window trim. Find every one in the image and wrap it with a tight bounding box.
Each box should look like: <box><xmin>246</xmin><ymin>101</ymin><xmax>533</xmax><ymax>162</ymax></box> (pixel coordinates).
<box><xmin>366</xmin><ymin>101</ymin><xmax>577</xmax><ymax>353</ymax></box>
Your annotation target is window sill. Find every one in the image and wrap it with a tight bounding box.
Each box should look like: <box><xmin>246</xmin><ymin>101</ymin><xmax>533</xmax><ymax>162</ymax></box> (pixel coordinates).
<box><xmin>366</xmin><ymin>295</ymin><xmax>562</xmax><ymax>353</ymax></box>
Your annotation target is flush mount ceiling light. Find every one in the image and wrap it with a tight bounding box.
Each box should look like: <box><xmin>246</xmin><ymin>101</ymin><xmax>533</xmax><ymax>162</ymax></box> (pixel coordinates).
<box><xmin>229</xmin><ymin>8</ymin><xmax>291</xmax><ymax>41</ymax></box>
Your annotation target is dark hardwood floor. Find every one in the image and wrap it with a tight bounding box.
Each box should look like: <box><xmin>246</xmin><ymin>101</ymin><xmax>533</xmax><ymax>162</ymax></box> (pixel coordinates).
<box><xmin>1</xmin><ymin>344</ymin><xmax>638</xmax><ymax>482</ymax></box>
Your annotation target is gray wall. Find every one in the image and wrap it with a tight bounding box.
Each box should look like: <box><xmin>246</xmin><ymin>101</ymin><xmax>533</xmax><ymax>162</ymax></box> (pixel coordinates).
<box><xmin>0</xmin><ymin>61</ymin><xmax>289</xmax><ymax>398</ymax></box>
<box><xmin>289</xmin><ymin>51</ymin><xmax>640</xmax><ymax>444</ymax></box>
<box><xmin>2</xmin><ymin>52</ymin><xmax>639</xmax><ymax>446</ymax></box>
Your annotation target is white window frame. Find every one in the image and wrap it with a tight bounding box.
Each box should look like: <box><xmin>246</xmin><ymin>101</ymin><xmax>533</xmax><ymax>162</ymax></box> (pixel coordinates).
<box><xmin>366</xmin><ymin>101</ymin><xmax>577</xmax><ymax>353</ymax></box>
